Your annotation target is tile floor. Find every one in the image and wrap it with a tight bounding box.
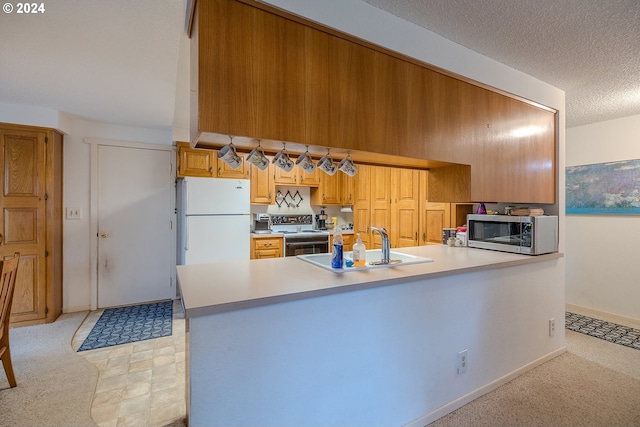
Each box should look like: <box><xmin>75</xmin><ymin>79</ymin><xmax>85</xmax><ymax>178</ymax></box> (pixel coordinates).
<box><xmin>71</xmin><ymin>300</ymin><xmax>187</xmax><ymax>427</ymax></box>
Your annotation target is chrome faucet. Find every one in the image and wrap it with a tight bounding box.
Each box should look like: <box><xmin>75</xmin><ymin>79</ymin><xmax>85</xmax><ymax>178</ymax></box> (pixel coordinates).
<box><xmin>369</xmin><ymin>227</ymin><xmax>390</xmax><ymax>264</ymax></box>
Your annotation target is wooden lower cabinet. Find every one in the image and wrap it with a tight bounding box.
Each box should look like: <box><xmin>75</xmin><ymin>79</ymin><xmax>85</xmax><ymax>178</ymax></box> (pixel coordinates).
<box><xmin>251</xmin><ymin>236</ymin><xmax>283</xmax><ymax>259</ymax></box>
<box><xmin>342</xmin><ymin>234</ymin><xmax>354</xmax><ymax>252</ymax></box>
<box><xmin>1</xmin><ymin>123</ymin><xmax>63</xmax><ymax>326</ymax></box>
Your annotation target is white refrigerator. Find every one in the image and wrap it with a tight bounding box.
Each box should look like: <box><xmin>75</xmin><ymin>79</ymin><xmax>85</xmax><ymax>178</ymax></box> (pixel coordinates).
<box><xmin>177</xmin><ymin>177</ymin><xmax>251</xmax><ymax>265</ymax></box>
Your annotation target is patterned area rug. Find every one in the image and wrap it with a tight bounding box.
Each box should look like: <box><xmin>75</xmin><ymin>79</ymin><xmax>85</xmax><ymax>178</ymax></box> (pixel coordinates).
<box><xmin>566</xmin><ymin>312</ymin><xmax>640</xmax><ymax>350</ymax></box>
<box><xmin>77</xmin><ymin>301</ymin><xmax>172</xmax><ymax>351</ymax></box>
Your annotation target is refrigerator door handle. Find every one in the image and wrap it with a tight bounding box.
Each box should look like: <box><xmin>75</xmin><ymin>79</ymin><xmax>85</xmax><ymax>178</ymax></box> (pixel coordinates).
<box><xmin>185</xmin><ymin>219</ymin><xmax>189</xmax><ymax>251</ymax></box>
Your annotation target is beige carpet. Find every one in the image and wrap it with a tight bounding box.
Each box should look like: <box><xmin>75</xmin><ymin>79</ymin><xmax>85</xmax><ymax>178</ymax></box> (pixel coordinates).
<box><xmin>0</xmin><ymin>312</ymin><xmax>98</xmax><ymax>427</ymax></box>
<box><xmin>428</xmin><ymin>329</ymin><xmax>640</xmax><ymax>427</ymax></box>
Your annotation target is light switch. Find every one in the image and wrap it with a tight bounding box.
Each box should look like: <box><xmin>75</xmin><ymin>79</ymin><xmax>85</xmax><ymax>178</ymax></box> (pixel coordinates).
<box><xmin>66</xmin><ymin>207</ymin><xmax>82</xmax><ymax>220</ymax></box>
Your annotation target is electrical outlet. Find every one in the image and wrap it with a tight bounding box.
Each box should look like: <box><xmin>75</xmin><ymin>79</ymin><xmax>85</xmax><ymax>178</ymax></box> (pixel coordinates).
<box><xmin>549</xmin><ymin>318</ymin><xmax>556</xmax><ymax>336</ymax></box>
<box><xmin>66</xmin><ymin>207</ymin><xmax>82</xmax><ymax>220</ymax></box>
<box><xmin>457</xmin><ymin>349</ymin><xmax>468</xmax><ymax>374</ymax></box>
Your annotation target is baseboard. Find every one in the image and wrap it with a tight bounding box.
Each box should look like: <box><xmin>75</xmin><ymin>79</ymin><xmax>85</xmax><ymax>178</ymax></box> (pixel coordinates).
<box><xmin>566</xmin><ymin>304</ymin><xmax>640</xmax><ymax>329</ymax></box>
<box><xmin>63</xmin><ymin>305</ymin><xmax>91</xmax><ymax>314</ymax></box>
<box><xmin>402</xmin><ymin>346</ymin><xmax>567</xmax><ymax>427</ymax></box>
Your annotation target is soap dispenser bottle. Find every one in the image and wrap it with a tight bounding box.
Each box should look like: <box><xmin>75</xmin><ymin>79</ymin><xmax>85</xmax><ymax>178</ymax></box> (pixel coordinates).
<box><xmin>352</xmin><ymin>233</ymin><xmax>366</xmax><ymax>267</ymax></box>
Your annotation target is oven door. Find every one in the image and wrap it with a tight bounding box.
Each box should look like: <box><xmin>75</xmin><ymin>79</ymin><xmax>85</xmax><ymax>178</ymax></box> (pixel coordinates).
<box><xmin>285</xmin><ymin>236</ymin><xmax>329</xmax><ymax>257</ymax></box>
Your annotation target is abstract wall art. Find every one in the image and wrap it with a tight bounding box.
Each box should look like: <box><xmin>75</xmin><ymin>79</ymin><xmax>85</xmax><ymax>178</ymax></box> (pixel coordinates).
<box><xmin>566</xmin><ymin>159</ymin><xmax>640</xmax><ymax>214</ymax></box>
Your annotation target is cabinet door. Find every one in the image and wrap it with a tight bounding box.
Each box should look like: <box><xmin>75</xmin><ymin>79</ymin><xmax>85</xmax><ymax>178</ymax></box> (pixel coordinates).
<box><xmin>177</xmin><ymin>142</ymin><xmax>215</xmax><ymax>177</ymax></box>
<box><xmin>249</xmin><ymin>157</ymin><xmax>274</xmax><ymax>205</ymax></box>
<box><xmin>274</xmin><ymin>165</ymin><xmax>298</xmax><ymax>185</ymax></box>
<box><xmin>340</xmin><ymin>173</ymin><xmax>355</xmax><ymax>205</ymax></box>
<box><xmin>477</xmin><ymin>92</ymin><xmax>556</xmax><ymax>203</ymax></box>
<box><xmin>391</xmin><ymin>168</ymin><xmax>420</xmax><ymax>248</ymax></box>
<box><xmin>314</xmin><ymin>172</ymin><xmax>340</xmax><ymax>205</ymax></box>
<box><xmin>343</xmin><ymin>234</ymin><xmax>354</xmax><ymax>252</ymax></box>
<box><xmin>0</xmin><ymin>128</ymin><xmax>47</xmax><ymax>323</ymax></box>
<box><xmin>298</xmin><ymin>169</ymin><xmax>319</xmax><ymax>187</ymax></box>
<box><xmin>217</xmin><ymin>154</ymin><xmax>248</xmax><ymax>179</ymax></box>
<box><xmin>424</xmin><ymin>202</ymin><xmax>451</xmax><ymax>245</ymax></box>
<box><xmin>369</xmin><ymin>166</ymin><xmax>391</xmax><ymax>249</ymax></box>
<box><xmin>353</xmin><ymin>165</ymin><xmax>371</xmax><ymax>248</ymax></box>
<box><xmin>253</xmin><ymin>9</ymin><xmax>306</xmax><ymax>143</ymax></box>
<box><xmin>327</xmin><ymin>36</ymin><xmax>375</xmax><ymax>152</ymax></box>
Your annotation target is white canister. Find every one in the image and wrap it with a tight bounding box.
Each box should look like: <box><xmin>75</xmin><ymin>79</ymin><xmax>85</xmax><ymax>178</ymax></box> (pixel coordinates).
<box><xmin>456</xmin><ymin>231</ymin><xmax>467</xmax><ymax>246</ymax></box>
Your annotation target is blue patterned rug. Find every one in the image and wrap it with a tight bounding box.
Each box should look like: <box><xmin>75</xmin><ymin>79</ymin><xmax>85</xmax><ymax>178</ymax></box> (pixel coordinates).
<box><xmin>566</xmin><ymin>312</ymin><xmax>640</xmax><ymax>350</ymax></box>
<box><xmin>78</xmin><ymin>301</ymin><xmax>172</xmax><ymax>352</ymax></box>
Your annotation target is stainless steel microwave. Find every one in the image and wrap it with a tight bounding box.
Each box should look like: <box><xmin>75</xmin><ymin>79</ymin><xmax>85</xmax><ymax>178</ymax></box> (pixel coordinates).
<box><xmin>467</xmin><ymin>214</ymin><xmax>558</xmax><ymax>255</ymax></box>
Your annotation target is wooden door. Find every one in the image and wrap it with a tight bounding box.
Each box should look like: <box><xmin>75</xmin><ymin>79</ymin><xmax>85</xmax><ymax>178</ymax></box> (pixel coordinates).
<box><xmin>0</xmin><ymin>128</ymin><xmax>47</xmax><ymax>323</ymax></box>
<box><xmin>97</xmin><ymin>145</ymin><xmax>173</xmax><ymax>308</ymax></box>
<box><xmin>391</xmin><ymin>168</ymin><xmax>420</xmax><ymax>248</ymax></box>
<box><xmin>249</xmin><ymin>157</ymin><xmax>274</xmax><ymax>204</ymax></box>
<box><xmin>353</xmin><ymin>164</ymin><xmax>371</xmax><ymax>248</ymax></box>
<box><xmin>370</xmin><ymin>166</ymin><xmax>391</xmax><ymax>249</ymax></box>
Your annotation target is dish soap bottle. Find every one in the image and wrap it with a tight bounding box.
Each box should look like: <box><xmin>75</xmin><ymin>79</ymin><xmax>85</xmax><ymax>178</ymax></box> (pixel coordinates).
<box><xmin>352</xmin><ymin>233</ymin><xmax>366</xmax><ymax>267</ymax></box>
<box><xmin>331</xmin><ymin>228</ymin><xmax>343</xmax><ymax>269</ymax></box>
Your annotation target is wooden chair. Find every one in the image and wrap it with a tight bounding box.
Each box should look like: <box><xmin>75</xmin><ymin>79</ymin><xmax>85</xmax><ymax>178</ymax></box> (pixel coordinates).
<box><xmin>0</xmin><ymin>252</ymin><xmax>20</xmax><ymax>388</ymax></box>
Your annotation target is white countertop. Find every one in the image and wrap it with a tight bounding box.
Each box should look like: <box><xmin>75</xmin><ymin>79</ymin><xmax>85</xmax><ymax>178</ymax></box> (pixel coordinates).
<box><xmin>177</xmin><ymin>246</ymin><xmax>563</xmax><ymax>318</ymax></box>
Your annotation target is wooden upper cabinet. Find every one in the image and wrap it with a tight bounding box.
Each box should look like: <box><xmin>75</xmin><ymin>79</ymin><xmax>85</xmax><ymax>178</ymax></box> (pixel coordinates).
<box><xmin>424</xmin><ymin>72</ymin><xmax>482</xmax><ymax>166</ymax></box>
<box><xmin>195</xmin><ymin>0</ymin><xmax>255</xmax><ymax>138</ymax></box>
<box><xmin>249</xmin><ymin>158</ymin><xmax>274</xmax><ymax>205</ymax></box>
<box><xmin>274</xmin><ymin>165</ymin><xmax>319</xmax><ymax>187</ymax></box>
<box><xmin>192</xmin><ymin>0</ymin><xmax>557</xmax><ymax>205</ymax></box>
<box><xmin>304</xmin><ymin>28</ymin><xmax>330</xmax><ymax>147</ymax></box>
<box><xmin>327</xmin><ymin>36</ymin><xmax>375</xmax><ymax>152</ymax></box>
<box><xmin>475</xmin><ymin>91</ymin><xmax>556</xmax><ymax>203</ymax></box>
<box><xmin>217</xmin><ymin>155</ymin><xmax>248</xmax><ymax>179</ymax></box>
<box><xmin>177</xmin><ymin>142</ymin><xmax>215</xmax><ymax>178</ymax></box>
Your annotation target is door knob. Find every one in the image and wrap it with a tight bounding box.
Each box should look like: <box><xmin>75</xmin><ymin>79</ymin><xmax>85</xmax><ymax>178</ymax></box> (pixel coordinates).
<box><xmin>100</xmin><ymin>232</ymin><xmax>110</xmax><ymax>238</ymax></box>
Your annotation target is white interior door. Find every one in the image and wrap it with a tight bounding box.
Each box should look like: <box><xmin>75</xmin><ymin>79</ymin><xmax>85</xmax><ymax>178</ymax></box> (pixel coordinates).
<box><xmin>97</xmin><ymin>144</ymin><xmax>173</xmax><ymax>308</ymax></box>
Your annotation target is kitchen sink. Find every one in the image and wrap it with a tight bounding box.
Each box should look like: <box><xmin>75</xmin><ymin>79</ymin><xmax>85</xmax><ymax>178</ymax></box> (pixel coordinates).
<box><xmin>297</xmin><ymin>249</ymin><xmax>433</xmax><ymax>273</ymax></box>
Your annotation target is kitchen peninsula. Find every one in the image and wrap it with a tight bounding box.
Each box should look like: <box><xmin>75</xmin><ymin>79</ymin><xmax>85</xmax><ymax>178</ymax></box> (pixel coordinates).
<box><xmin>177</xmin><ymin>246</ymin><xmax>565</xmax><ymax>427</ymax></box>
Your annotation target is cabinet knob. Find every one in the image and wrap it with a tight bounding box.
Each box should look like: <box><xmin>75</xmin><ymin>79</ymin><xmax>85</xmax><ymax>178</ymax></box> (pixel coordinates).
<box><xmin>100</xmin><ymin>232</ymin><xmax>110</xmax><ymax>238</ymax></box>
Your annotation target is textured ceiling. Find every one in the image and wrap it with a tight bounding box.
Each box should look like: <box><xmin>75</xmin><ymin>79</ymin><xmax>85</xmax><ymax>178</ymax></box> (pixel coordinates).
<box><xmin>0</xmin><ymin>0</ymin><xmax>638</xmax><ymax>130</ymax></box>
<box><xmin>362</xmin><ymin>0</ymin><xmax>640</xmax><ymax>128</ymax></box>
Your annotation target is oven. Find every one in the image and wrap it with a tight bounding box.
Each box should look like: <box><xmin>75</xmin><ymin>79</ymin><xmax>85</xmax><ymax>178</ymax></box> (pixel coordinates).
<box><xmin>270</xmin><ymin>214</ymin><xmax>330</xmax><ymax>257</ymax></box>
<box><xmin>284</xmin><ymin>233</ymin><xmax>330</xmax><ymax>257</ymax></box>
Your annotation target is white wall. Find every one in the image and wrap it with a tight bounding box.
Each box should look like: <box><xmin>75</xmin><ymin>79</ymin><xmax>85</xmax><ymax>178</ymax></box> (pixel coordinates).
<box><xmin>0</xmin><ymin>102</ymin><xmax>174</xmax><ymax>312</ymax></box>
<box><xmin>63</xmin><ymin>119</ymin><xmax>174</xmax><ymax>312</ymax></box>
<box><xmin>189</xmin><ymin>258</ymin><xmax>565</xmax><ymax>427</ymax></box>
<box><xmin>565</xmin><ymin>114</ymin><xmax>640</xmax><ymax>321</ymax></box>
